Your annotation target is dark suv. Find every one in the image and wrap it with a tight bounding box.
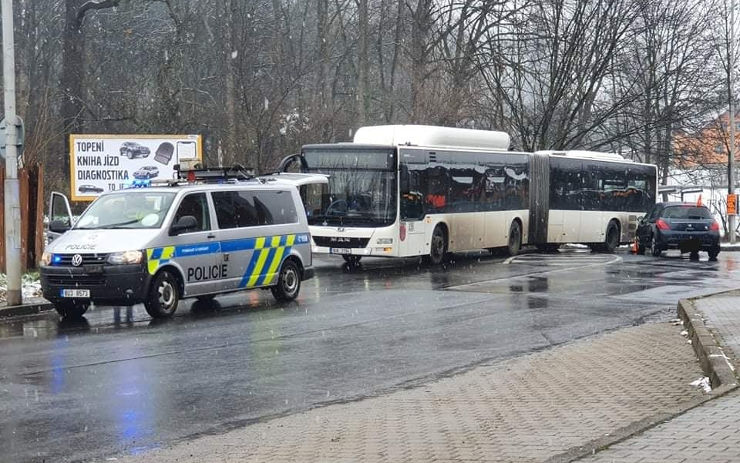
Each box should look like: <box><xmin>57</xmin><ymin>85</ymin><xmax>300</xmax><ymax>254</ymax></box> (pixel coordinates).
<box><xmin>120</xmin><ymin>142</ymin><xmax>151</xmax><ymax>159</ymax></box>
<box><xmin>636</xmin><ymin>202</ymin><xmax>720</xmax><ymax>260</ymax></box>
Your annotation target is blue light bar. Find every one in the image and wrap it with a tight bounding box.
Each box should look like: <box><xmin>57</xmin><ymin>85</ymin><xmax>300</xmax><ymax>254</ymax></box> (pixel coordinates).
<box><xmin>125</xmin><ymin>179</ymin><xmax>151</xmax><ymax>189</ymax></box>
<box><xmin>52</xmin><ymin>254</ymin><xmax>62</xmax><ymax>265</ymax></box>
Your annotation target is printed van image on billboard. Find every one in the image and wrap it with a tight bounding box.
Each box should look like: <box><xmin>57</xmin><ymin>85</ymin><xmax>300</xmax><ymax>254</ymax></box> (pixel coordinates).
<box><xmin>69</xmin><ymin>134</ymin><xmax>202</xmax><ymax>201</ymax></box>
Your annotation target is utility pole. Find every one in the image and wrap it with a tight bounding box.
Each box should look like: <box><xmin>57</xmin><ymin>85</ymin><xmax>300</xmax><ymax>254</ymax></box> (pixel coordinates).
<box><xmin>730</xmin><ymin>0</ymin><xmax>738</xmax><ymax>244</ymax></box>
<box><xmin>2</xmin><ymin>0</ymin><xmax>22</xmax><ymax>305</ymax></box>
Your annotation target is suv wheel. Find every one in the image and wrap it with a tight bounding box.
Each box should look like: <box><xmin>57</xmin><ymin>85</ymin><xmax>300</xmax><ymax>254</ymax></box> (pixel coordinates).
<box><xmin>271</xmin><ymin>259</ymin><xmax>301</xmax><ymax>301</ymax></box>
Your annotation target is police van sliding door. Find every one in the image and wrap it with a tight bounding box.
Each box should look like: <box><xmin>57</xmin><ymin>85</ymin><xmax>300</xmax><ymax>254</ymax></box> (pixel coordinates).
<box><xmin>212</xmin><ymin>190</ymin><xmax>300</xmax><ymax>292</ymax></box>
<box><xmin>167</xmin><ymin>193</ymin><xmax>222</xmax><ymax>296</ymax></box>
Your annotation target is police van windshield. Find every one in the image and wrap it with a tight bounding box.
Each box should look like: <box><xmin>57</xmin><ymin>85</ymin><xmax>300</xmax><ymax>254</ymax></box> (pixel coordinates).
<box><xmin>75</xmin><ymin>192</ymin><xmax>177</xmax><ymax>229</ymax></box>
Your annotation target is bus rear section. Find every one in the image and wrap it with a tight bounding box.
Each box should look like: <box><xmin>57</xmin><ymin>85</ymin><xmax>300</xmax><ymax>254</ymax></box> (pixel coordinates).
<box><xmin>528</xmin><ymin>151</ymin><xmax>658</xmax><ymax>252</ymax></box>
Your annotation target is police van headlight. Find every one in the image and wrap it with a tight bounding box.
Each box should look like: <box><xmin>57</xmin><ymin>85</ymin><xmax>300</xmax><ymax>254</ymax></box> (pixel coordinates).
<box><xmin>108</xmin><ymin>250</ymin><xmax>144</xmax><ymax>265</ymax></box>
<box><xmin>40</xmin><ymin>251</ymin><xmax>53</xmax><ymax>266</ymax></box>
<box><xmin>376</xmin><ymin>238</ymin><xmax>393</xmax><ymax>245</ymax></box>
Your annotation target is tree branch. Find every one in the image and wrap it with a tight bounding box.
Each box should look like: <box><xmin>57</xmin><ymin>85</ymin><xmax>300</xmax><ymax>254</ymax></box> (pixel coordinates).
<box><xmin>75</xmin><ymin>0</ymin><xmax>121</xmax><ymax>28</ymax></box>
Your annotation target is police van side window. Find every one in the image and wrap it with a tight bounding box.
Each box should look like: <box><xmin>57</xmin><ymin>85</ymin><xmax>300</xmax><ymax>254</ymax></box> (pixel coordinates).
<box><xmin>254</xmin><ymin>190</ymin><xmax>298</xmax><ymax>225</ymax></box>
<box><xmin>212</xmin><ymin>190</ymin><xmax>298</xmax><ymax>229</ymax></box>
<box><xmin>174</xmin><ymin>193</ymin><xmax>210</xmax><ymax>232</ymax></box>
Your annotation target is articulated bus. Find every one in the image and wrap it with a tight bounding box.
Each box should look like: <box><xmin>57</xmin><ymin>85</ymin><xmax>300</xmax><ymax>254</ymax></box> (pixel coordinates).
<box><xmin>280</xmin><ymin>125</ymin><xmax>657</xmax><ymax>265</ymax></box>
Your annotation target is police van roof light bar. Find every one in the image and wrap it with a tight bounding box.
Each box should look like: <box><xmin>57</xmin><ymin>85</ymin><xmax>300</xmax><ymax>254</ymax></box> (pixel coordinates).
<box><xmin>174</xmin><ymin>164</ymin><xmax>255</xmax><ymax>183</ymax></box>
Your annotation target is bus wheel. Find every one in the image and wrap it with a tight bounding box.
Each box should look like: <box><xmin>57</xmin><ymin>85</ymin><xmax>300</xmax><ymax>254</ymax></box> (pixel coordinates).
<box><xmin>144</xmin><ymin>270</ymin><xmax>180</xmax><ymax>318</ymax></box>
<box><xmin>427</xmin><ymin>225</ymin><xmax>449</xmax><ymax>265</ymax></box>
<box><xmin>342</xmin><ymin>255</ymin><xmax>362</xmax><ymax>265</ymax></box>
<box><xmin>54</xmin><ymin>301</ymin><xmax>89</xmax><ymax>319</ymax></box>
<box><xmin>507</xmin><ymin>221</ymin><xmax>522</xmax><ymax>256</ymax></box>
<box><xmin>603</xmin><ymin>221</ymin><xmax>620</xmax><ymax>253</ymax></box>
<box><xmin>271</xmin><ymin>259</ymin><xmax>301</xmax><ymax>301</ymax></box>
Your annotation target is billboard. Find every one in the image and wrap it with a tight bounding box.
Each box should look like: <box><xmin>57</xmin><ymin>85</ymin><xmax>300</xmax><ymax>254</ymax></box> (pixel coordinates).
<box><xmin>69</xmin><ymin>134</ymin><xmax>202</xmax><ymax>201</ymax></box>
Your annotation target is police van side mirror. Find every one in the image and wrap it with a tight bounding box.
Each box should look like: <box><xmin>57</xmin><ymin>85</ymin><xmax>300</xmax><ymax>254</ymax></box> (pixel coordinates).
<box><xmin>170</xmin><ymin>215</ymin><xmax>198</xmax><ymax>235</ymax></box>
<box><xmin>49</xmin><ymin>220</ymin><xmax>71</xmax><ymax>234</ymax></box>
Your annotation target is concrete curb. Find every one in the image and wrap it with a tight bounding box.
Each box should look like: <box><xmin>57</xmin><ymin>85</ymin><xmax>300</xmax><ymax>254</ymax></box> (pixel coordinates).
<box><xmin>678</xmin><ymin>297</ymin><xmax>738</xmax><ymax>391</ymax></box>
<box><xmin>0</xmin><ymin>300</ymin><xmax>54</xmax><ymax>319</ymax></box>
<box><xmin>558</xmin><ymin>297</ymin><xmax>740</xmax><ymax>462</ymax></box>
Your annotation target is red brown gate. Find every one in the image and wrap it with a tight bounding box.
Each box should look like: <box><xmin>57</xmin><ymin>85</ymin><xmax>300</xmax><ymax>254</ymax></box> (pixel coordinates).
<box><xmin>0</xmin><ymin>164</ymin><xmax>45</xmax><ymax>273</ymax></box>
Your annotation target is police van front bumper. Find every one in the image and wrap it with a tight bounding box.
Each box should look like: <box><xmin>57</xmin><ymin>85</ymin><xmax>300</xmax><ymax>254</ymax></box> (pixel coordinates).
<box><xmin>40</xmin><ymin>264</ymin><xmax>151</xmax><ymax>305</ymax></box>
<box><xmin>302</xmin><ymin>267</ymin><xmax>314</xmax><ymax>281</ymax></box>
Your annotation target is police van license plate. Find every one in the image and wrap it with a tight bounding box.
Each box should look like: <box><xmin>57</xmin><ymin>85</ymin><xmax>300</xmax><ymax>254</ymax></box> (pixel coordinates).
<box><xmin>330</xmin><ymin>248</ymin><xmax>351</xmax><ymax>255</ymax></box>
<box><xmin>60</xmin><ymin>289</ymin><xmax>90</xmax><ymax>298</ymax></box>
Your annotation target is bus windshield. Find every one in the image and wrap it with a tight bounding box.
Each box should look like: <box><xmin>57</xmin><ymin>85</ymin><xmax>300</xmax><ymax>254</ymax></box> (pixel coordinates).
<box><xmin>302</xmin><ymin>147</ymin><xmax>397</xmax><ymax>227</ymax></box>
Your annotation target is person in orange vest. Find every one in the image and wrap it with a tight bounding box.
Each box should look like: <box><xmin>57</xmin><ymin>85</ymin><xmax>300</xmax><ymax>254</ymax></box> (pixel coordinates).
<box><xmin>426</xmin><ymin>193</ymin><xmax>446</xmax><ymax>209</ymax></box>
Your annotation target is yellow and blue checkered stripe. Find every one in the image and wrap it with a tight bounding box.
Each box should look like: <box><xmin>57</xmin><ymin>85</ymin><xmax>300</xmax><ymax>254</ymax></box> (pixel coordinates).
<box><xmin>237</xmin><ymin>234</ymin><xmax>297</xmax><ymax>288</ymax></box>
<box><xmin>146</xmin><ymin>246</ymin><xmax>175</xmax><ymax>275</ymax></box>
<box><xmin>146</xmin><ymin>234</ymin><xmax>309</xmax><ymax>287</ymax></box>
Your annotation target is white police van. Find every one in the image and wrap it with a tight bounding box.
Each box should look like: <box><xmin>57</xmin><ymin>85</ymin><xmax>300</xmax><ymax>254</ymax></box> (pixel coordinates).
<box><xmin>40</xmin><ymin>168</ymin><xmax>323</xmax><ymax>319</ymax></box>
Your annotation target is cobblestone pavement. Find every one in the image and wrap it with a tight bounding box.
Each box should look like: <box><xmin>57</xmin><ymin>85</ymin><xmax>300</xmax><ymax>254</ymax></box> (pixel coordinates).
<box><xmin>580</xmin><ymin>292</ymin><xmax>740</xmax><ymax>463</ymax></box>
<box><xmin>121</xmin><ymin>323</ymin><xmax>704</xmax><ymax>463</ymax></box>
<box><xmin>580</xmin><ymin>389</ymin><xmax>740</xmax><ymax>463</ymax></box>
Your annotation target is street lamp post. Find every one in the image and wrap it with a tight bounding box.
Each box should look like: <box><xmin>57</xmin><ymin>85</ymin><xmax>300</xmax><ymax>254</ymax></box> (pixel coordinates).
<box><xmin>2</xmin><ymin>0</ymin><xmax>22</xmax><ymax>305</ymax></box>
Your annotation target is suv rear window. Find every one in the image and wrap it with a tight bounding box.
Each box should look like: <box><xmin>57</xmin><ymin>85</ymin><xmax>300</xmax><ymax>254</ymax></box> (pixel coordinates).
<box><xmin>662</xmin><ymin>206</ymin><xmax>712</xmax><ymax>219</ymax></box>
<box><xmin>212</xmin><ymin>190</ymin><xmax>298</xmax><ymax>229</ymax></box>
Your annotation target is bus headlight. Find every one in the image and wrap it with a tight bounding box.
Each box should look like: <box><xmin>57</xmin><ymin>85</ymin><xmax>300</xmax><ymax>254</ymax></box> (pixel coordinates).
<box><xmin>40</xmin><ymin>251</ymin><xmax>52</xmax><ymax>266</ymax></box>
<box><xmin>108</xmin><ymin>250</ymin><xmax>144</xmax><ymax>265</ymax></box>
<box><xmin>376</xmin><ymin>238</ymin><xmax>393</xmax><ymax>245</ymax></box>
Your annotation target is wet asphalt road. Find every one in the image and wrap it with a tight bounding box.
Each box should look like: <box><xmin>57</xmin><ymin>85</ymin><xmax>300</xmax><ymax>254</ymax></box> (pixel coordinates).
<box><xmin>2</xmin><ymin>248</ymin><xmax>740</xmax><ymax>462</ymax></box>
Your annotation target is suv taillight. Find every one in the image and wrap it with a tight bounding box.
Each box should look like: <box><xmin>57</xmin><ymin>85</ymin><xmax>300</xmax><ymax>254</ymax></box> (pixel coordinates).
<box><xmin>710</xmin><ymin>220</ymin><xmax>720</xmax><ymax>231</ymax></box>
<box><xmin>656</xmin><ymin>219</ymin><xmax>671</xmax><ymax>230</ymax></box>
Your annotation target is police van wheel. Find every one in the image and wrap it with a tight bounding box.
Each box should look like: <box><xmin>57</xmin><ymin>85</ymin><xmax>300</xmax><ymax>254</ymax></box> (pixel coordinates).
<box><xmin>271</xmin><ymin>259</ymin><xmax>301</xmax><ymax>302</ymax></box>
<box><xmin>54</xmin><ymin>301</ymin><xmax>89</xmax><ymax>319</ymax></box>
<box><xmin>145</xmin><ymin>270</ymin><xmax>180</xmax><ymax>318</ymax></box>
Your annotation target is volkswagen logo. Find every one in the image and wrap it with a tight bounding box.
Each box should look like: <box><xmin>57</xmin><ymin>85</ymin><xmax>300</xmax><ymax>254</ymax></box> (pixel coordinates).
<box><xmin>71</xmin><ymin>254</ymin><xmax>83</xmax><ymax>267</ymax></box>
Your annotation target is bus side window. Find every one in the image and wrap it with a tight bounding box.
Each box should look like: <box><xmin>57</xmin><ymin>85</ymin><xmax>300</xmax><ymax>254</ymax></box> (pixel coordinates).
<box><xmin>400</xmin><ymin>164</ymin><xmax>424</xmax><ymax>220</ymax></box>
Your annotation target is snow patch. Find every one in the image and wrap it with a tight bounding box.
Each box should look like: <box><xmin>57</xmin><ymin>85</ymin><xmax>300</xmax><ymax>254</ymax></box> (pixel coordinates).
<box><xmin>690</xmin><ymin>376</ymin><xmax>712</xmax><ymax>393</ymax></box>
<box><xmin>0</xmin><ymin>273</ymin><xmax>43</xmax><ymax>303</ymax></box>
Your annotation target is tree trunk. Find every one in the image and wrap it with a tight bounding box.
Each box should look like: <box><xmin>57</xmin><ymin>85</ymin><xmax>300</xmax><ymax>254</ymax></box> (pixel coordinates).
<box><xmin>61</xmin><ymin>0</ymin><xmax>86</xmax><ymax>174</ymax></box>
<box><xmin>356</xmin><ymin>0</ymin><xmax>369</xmax><ymax>127</ymax></box>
